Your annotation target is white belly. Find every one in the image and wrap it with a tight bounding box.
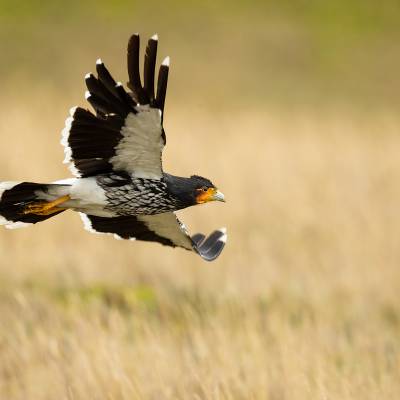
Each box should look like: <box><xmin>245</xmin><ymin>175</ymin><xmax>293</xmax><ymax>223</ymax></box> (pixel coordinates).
<box><xmin>55</xmin><ymin>177</ymin><xmax>116</xmax><ymax>217</ymax></box>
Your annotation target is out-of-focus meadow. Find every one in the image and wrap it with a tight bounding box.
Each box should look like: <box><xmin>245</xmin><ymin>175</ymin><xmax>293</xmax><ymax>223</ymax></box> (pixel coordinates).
<box><xmin>1</xmin><ymin>1</ymin><xmax>400</xmax><ymax>399</ymax></box>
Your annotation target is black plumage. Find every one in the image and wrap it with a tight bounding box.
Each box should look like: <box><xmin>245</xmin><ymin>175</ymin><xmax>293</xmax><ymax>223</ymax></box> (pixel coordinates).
<box><xmin>0</xmin><ymin>183</ymin><xmax>66</xmax><ymax>224</ymax></box>
<box><xmin>127</xmin><ymin>34</ymin><xmax>148</xmax><ymax>104</ymax></box>
<box><xmin>144</xmin><ymin>36</ymin><xmax>158</xmax><ymax>104</ymax></box>
<box><xmin>0</xmin><ymin>33</ymin><xmax>227</xmax><ymax>261</ymax></box>
<box><xmin>85</xmin><ymin>214</ymin><xmax>175</xmax><ymax>246</ymax></box>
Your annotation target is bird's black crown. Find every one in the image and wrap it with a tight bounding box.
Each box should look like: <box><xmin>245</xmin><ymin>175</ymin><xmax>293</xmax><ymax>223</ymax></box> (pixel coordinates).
<box><xmin>189</xmin><ymin>175</ymin><xmax>214</xmax><ymax>190</ymax></box>
<box><xmin>164</xmin><ymin>173</ymin><xmax>216</xmax><ymax>207</ymax></box>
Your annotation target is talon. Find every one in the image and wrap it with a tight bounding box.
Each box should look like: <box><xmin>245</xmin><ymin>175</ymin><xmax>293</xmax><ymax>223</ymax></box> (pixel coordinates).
<box><xmin>23</xmin><ymin>195</ymin><xmax>70</xmax><ymax>216</ymax></box>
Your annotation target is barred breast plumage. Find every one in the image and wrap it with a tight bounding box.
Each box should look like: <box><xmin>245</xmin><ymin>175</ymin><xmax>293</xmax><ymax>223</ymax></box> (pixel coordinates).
<box><xmin>97</xmin><ymin>173</ymin><xmax>181</xmax><ymax>215</ymax></box>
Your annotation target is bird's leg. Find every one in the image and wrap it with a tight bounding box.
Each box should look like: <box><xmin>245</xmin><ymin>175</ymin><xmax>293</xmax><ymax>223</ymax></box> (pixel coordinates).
<box><xmin>23</xmin><ymin>195</ymin><xmax>71</xmax><ymax>216</ymax></box>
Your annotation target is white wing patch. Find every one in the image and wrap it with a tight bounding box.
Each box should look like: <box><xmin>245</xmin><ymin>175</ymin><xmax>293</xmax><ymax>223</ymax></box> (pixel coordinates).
<box><xmin>138</xmin><ymin>213</ymin><xmax>193</xmax><ymax>250</ymax></box>
<box><xmin>110</xmin><ymin>105</ymin><xmax>164</xmax><ymax>179</ymax></box>
<box><xmin>78</xmin><ymin>211</ymin><xmax>227</xmax><ymax>260</ymax></box>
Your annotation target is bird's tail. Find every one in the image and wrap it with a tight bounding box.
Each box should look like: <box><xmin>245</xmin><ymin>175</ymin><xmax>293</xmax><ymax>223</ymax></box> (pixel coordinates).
<box><xmin>0</xmin><ymin>181</ymin><xmax>72</xmax><ymax>229</ymax></box>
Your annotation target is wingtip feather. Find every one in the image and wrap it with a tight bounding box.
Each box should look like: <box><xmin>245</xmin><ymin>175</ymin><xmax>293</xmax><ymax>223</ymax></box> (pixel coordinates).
<box><xmin>219</xmin><ymin>227</ymin><xmax>227</xmax><ymax>235</ymax></box>
<box><xmin>219</xmin><ymin>233</ymin><xmax>227</xmax><ymax>244</ymax></box>
<box><xmin>162</xmin><ymin>56</ymin><xmax>170</xmax><ymax>66</ymax></box>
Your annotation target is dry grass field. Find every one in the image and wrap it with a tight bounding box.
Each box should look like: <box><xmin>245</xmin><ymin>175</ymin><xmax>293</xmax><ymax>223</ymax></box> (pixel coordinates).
<box><xmin>1</xmin><ymin>2</ymin><xmax>400</xmax><ymax>399</ymax></box>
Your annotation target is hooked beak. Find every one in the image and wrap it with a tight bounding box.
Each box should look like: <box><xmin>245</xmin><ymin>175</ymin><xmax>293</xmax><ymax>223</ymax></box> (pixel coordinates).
<box><xmin>212</xmin><ymin>190</ymin><xmax>226</xmax><ymax>202</ymax></box>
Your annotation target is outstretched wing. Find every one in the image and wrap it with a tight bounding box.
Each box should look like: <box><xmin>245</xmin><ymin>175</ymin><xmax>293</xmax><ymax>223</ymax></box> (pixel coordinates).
<box><xmin>61</xmin><ymin>34</ymin><xmax>169</xmax><ymax>179</ymax></box>
<box><xmin>81</xmin><ymin>212</ymin><xmax>227</xmax><ymax>262</ymax></box>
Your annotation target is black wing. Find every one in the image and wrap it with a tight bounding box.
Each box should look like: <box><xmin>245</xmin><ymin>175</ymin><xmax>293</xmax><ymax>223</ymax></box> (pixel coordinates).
<box><xmin>61</xmin><ymin>34</ymin><xmax>169</xmax><ymax>179</ymax></box>
<box><xmin>81</xmin><ymin>212</ymin><xmax>227</xmax><ymax>262</ymax></box>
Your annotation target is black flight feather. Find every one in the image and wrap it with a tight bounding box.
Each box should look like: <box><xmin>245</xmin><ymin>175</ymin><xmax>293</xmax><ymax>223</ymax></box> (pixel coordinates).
<box><xmin>144</xmin><ymin>36</ymin><xmax>158</xmax><ymax>104</ymax></box>
<box><xmin>156</xmin><ymin>62</ymin><xmax>169</xmax><ymax>113</ymax></box>
<box><xmin>85</xmin><ymin>74</ymin><xmax>130</xmax><ymax>116</ymax></box>
<box><xmin>127</xmin><ymin>34</ymin><xmax>148</xmax><ymax>104</ymax></box>
<box><xmin>95</xmin><ymin>61</ymin><xmax>119</xmax><ymax>97</ymax></box>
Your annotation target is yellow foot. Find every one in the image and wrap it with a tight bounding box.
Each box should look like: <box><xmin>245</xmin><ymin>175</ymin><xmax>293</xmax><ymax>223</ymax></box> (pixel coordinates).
<box><xmin>23</xmin><ymin>195</ymin><xmax>70</xmax><ymax>216</ymax></box>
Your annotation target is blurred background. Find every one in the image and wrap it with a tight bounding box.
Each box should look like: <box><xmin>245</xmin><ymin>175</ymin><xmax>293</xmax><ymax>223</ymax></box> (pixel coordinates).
<box><xmin>1</xmin><ymin>1</ymin><xmax>400</xmax><ymax>399</ymax></box>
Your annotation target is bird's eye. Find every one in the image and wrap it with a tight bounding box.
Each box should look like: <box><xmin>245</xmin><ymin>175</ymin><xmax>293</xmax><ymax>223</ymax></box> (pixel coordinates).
<box><xmin>201</xmin><ymin>187</ymin><xmax>208</xmax><ymax>192</ymax></box>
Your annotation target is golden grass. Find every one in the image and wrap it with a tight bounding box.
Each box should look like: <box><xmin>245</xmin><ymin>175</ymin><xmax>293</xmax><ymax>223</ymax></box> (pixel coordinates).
<box><xmin>0</xmin><ymin>87</ymin><xmax>399</xmax><ymax>399</ymax></box>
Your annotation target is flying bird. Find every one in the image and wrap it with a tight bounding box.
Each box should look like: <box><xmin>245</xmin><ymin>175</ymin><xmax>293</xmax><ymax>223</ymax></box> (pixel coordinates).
<box><xmin>0</xmin><ymin>34</ymin><xmax>227</xmax><ymax>261</ymax></box>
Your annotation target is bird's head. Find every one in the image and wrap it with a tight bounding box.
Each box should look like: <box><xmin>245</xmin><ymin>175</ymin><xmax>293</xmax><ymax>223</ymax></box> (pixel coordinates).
<box><xmin>190</xmin><ymin>175</ymin><xmax>225</xmax><ymax>204</ymax></box>
<box><xmin>164</xmin><ymin>174</ymin><xmax>225</xmax><ymax>208</ymax></box>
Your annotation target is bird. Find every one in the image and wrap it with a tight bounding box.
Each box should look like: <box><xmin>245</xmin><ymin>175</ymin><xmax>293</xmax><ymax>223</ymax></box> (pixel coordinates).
<box><xmin>0</xmin><ymin>33</ymin><xmax>227</xmax><ymax>261</ymax></box>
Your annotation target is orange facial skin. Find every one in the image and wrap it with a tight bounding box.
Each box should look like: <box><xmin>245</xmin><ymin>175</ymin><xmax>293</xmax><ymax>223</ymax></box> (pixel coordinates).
<box><xmin>196</xmin><ymin>187</ymin><xmax>218</xmax><ymax>204</ymax></box>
